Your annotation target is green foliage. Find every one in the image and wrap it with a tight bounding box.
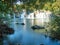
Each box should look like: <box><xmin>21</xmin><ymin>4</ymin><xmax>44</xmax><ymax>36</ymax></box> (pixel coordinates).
<box><xmin>20</xmin><ymin>0</ymin><xmax>60</xmax><ymax>15</ymax></box>
<box><xmin>43</xmin><ymin>2</ymin><xmax>52</xmax><ymax>11</ymax></box>
<box><xmin>4</xmin><ymin>0</ymin><xmax>17</xmax><ymax>4</ymax></box>
<box><xmin>0</xmin><ymin>1</ymin><xmax>10</xmax><ymax>13</ymax></box>
<box><xmin>52</xmin><ymin>1</ymin><xmax>60</xmax><ymax>15</ymax></box>
<box><xmin>0</xmin><ymin>0</ymin><xmax>60</xmax><ymax>15</ymax></box>
<box><xmin>48</xmin><ymin>15</ymin><xmax>60</xmax><ymax>39</ymax></box>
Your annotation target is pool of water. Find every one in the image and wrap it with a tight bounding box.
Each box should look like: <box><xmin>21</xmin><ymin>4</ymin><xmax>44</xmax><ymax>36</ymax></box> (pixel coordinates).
<box><xmin>3</xmin><ymin>19</ymin><xmax>60</xmax><ymax>45</ymax></box>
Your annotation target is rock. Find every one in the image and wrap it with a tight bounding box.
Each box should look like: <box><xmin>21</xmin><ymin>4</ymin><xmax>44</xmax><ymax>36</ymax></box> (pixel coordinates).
<box><xmin>0</xmin><ymin>24</ymin><xmax>14</xmax><ymax>44</ymax></box>
<box><xmin>15</xmin><ymin>15</ymin><xmax>19</xmax><ymax>18</ymax></box>
<box><xmin>16</xmin><ymin>23</ymin><xmax>25</xmax><ymax>25</ymax></box>
<box><xmin>21</xmin><ymin>23</ymin><xmax>25</xmax><ymax>25</ymax></box>
<box><xmin>16</xmin><ymin>43</ymin><xmax>21</xmax><ymax>45</ymax></box>
<box><xmin>0</xmin><ymin>24</ymin><xmax>8</xmax><ymax>28</ymax></box>
<box><xmin>0</xmin><ymin>24</ymin><xmax>14</xmax><ymax>35</ymax></box>
<box><xmin>31</xmin><ymin>25</ymin><xmax>45</xmax><ymax>30</ymax></box>
<box><xmin>40</xmin><ymin>44</ymin><xmax>44</xmax><ymax>45</ymax></box>
<box><xmin>5</xmin><ymin>27</ymin><xmax>14</xmax><ymax>34</ymax></box>
<box><xmin>0</xmin><ymin>24</ymin><xmax>8</xmax><ymax>30</ymax></box>
<box><xmin>0</xmin><ymin>33</ymin><xmax>3</xmax><ymax>39</ymax></box>
<box><xmin>16</xmin><ymin>23</ymin><xmax>20</xmax><ymax>24</ymax></box>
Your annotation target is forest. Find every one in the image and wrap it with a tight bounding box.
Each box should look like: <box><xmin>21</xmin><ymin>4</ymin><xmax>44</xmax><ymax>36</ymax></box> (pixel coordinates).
<box><xmin>0</xmin><ymin>0</ymin><xmax>60</xmax><ymax>15</ymax></box>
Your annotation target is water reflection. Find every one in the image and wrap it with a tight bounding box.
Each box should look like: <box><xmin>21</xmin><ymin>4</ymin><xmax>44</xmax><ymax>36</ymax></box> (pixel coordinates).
<box><xmin>4</xmin><ymin>19</ymin><xmax>60</xmax><ymax>45</ymax></box>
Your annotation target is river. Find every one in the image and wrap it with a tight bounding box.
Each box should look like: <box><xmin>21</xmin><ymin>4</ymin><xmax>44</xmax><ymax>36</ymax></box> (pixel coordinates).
<box><xmin>3</xmin><ymin>18</ymin><xmax>60</xmax><ymax>45</ymax></box>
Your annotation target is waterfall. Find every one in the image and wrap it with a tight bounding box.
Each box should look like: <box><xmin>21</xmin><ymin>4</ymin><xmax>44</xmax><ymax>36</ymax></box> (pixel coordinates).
<box><xmin>20</xmin><ymin>10</ymin><xmax>26</xmax><ymax>19</ymax></box>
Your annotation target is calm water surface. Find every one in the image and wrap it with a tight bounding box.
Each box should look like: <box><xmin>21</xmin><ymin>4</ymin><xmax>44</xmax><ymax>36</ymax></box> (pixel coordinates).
<box><xmin>4</xmin><ymin>19</ymin><xmax>60</xmax><ymax>45</ymax></box>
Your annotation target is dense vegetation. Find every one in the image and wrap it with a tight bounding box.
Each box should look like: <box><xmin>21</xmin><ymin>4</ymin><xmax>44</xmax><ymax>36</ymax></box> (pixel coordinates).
<box><xmin>0</xmin><ymin>0</ymin><xmax>60</xmax><ymax>15</ymax></box>
<box><xmin>47</xmin><ymin>15</ymin><xmax>60</xmax><ymax>39</ymax></box>
<box><xmin>20</xmin><ymin>0</ymin><xmax>60</xmax><ymax>15</ymax></box>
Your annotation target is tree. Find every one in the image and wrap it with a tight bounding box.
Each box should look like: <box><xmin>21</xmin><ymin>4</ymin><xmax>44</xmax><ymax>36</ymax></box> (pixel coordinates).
<box><xmin>52</xmin><ymin>1</ymin><xmax>60</xmax><ymax>15</ymax></box>
<box><xmin>49</xmin><ymin>15</ymin><xmax>60</xmax><ymax>39</ymax></box>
